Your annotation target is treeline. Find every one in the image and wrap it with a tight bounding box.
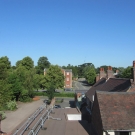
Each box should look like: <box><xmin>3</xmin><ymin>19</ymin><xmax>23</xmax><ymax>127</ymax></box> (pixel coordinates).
<box><xmin>63</xmin><ymin>63</ymin><xmax>133</xmax><ymax>84</ymax></box>
<box><xmin>0</xmin><ymin>56</ymin><xmax>64</xmax><ymax>110</ymax></box>
<box><xmin>0</xmin><ymin>55</ymin><xmax>132</xmax><ymax>110</ymax></box>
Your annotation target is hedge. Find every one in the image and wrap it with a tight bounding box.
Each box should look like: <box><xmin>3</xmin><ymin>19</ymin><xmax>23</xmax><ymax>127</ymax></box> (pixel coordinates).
<box><xmin>34</xmin><ymin>92</ymin><xmax>74</xmax><ymax>97</ymax></box>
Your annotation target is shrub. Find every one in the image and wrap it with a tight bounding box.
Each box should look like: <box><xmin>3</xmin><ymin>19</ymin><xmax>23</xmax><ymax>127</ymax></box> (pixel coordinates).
<box><xmin>6</xmin><ymin>100</ymin><xmax>17</xmax><ymax>111</ymax></box>
<box><xmin>19</xmin><ymin>96</ymin><xmax>32</xmax><ymax>102</ymax></box>
<box><xmin>0</xmin><ymin>111</ymin><xmax>6</xmax><ymax>120</ymax></box>
<box><xmin>34</xmin><ymin>92</ymin><xmax>74</xmax><ymax>97</ymax></box>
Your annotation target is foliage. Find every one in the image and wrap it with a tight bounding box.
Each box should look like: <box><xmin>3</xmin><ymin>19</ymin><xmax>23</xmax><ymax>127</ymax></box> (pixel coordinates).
<box><xmin>34</xmin><ymin>91</ymin><xmax>74</xmax><ymax>97</ymax></box>
<box><xmin>83</xmin><ymin>64</ymin><xmax>96</xmax><ymax>84</ymax></box>
<box><xmin>16</xmin><ymin>60</ymin><xmax>22</xmax><ymax>68</ymax></box>
<box><xmin>19</xmin><ymin>96</ymin><xmax>32</xmax><ymax>102</ymax></box>
<box><xmin>43</xmin><ymin>65</ymin><xmax>64</xmax><ymax>89</ymax></box>
<box><xmin>46</xmin><ymin>83</ymin><xmax>55</xmax><ymax>100</ymax></box>
<box><xmin>6</xmin><ymin>100</ymin><xmax>17</xmax><ymax>111</ymax></box>
<box><xmin>0</xmin><ymin>80</ymin><xmax>12</xmax><ymax>109</ymax></box>
<box><xmin>8</xmin><ymin>72</ymin><xmax>23</xmax><ymax>101</ymax></box>
<box><xmin>119</xmin><ymin>66</ymin><xmax>132</xmax><ymax>78</ymax></box>
<box><xmin>86</xmin><ymin>69</ymin><xmax>96</xmax><ymax>84</ymax></box>
<box><xmin>21</xmin><ymin>56</ymin><xmax>34</xmax><ymax>70</ymax></box>
<box><xmin>0</xmin><ymin>111</ymin><xmax>6</xmax><ymax>120</ymax></box>
<box><xmin>36</xmin><ymin>56</ymin><xmax>50</xmax><ymax>74</ymax></box>
<box><xmin>0</xmin><ymin>56</ymin><xmax>11</xmax><ymax>80</ymax></box>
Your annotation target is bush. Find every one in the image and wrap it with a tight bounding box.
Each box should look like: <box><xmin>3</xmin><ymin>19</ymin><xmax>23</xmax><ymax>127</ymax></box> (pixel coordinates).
<box><xmin>0</xmin><ymin>111</ymin><xmax>6</xmax><ymax>120</ymax></box>
<box><xmin>6</xmin><ymin>100</ymin><xmax>17</xmax><ymax>111</ymax></box>
<box><xmin>34</xmin><ymin>92</ymin><xmax>74</xmax><ymax>97</ymax></box>
<box><xmin>19</xmin><ymin>96</ymin><xmax>32</xmax><ymax>102</ymax></box>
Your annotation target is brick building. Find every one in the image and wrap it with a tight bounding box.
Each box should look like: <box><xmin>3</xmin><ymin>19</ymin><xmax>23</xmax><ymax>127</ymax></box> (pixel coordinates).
<box><xmin>44</xmin><ymin>68</ymin><xmax>72</xmax><ymax>88</ymax></box>
<box><xmin>61</xmin><ymin>69</ymin><xmax>72</xmax><ymax>88</ymax></box>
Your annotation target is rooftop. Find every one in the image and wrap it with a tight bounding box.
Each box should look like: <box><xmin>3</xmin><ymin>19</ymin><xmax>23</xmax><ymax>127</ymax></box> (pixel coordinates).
<box><xmin>38</xmin><ymin>108</ymin><xmax>91</xmax><ymax>135</ymax></box>
<box><xmin>93</xmin><ymin>91</ymin><xmax>135</xmax><ymax>131</ymax></box>
<box><xmin>86</xmin><ymin>78</ymin><xmax>131</xmax><ymax>102</ymax></box>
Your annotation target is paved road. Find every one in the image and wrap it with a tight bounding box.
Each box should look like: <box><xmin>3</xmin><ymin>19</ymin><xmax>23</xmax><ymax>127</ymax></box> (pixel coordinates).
<box><xmin>74</xmin><ymin>78</ymin><xmax>91</xmax><ymax>90</ymax></box>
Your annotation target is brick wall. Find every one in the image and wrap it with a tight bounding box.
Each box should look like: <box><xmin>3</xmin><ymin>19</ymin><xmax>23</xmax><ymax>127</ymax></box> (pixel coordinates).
<box><xmin>92</xmin><ymin>93</ymin><xmax>103</xmax><ymax>135</ymax></box>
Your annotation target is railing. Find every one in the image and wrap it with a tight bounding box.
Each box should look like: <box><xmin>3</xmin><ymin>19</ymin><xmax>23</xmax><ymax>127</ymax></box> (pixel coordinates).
<box><xmin>12</xmin><ymin>103</ymin><xmax>46</xmax><ymax>135</ymax></box>
<box><xmin>27</xmin><ymin>106</ymin><xmax>54</xmax><ymax>135</ymax></box>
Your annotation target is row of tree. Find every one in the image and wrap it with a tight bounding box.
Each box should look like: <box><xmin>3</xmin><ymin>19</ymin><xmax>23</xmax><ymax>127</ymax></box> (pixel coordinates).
<box><xmin>0</xmin><ymin>56</ymin><xmax>64</xmax><ymax>110</ymax></box>
<box><xmin>0</xmin><ymin>55</ymin><xmax>133</xmax><ymax>110</ymax></box>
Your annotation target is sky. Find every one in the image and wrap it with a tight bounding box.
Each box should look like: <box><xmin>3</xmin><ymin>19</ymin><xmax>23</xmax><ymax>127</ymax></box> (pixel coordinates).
<box><xmin>0</xmin><ymin>0</ymin><xmax>135</xmax><ymax>68</ymax></box>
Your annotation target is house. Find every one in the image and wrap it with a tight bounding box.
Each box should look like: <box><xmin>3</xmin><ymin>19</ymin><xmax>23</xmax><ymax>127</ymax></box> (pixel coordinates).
<box><xmin>85</xmin><ymin>60</ymin><xmax>135</xmax><ymax>110</ymax></box>
<box><xmin>85</xmin><ymin>67</ymin><xmax>131</xmax><ymax>110</ymax></box>
<box><xmin>92</xmin><ymin>91</ymin><xmax>135</xmax><ymax>135</ymax></box>
<box><xmin>44</xmin><ymin>68</ymin><xmax>72</xmax><ymax>88</ymax></box>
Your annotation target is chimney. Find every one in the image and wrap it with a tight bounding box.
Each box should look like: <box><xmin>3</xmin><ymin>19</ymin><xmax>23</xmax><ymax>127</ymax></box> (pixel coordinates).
<box><xmin>99</xmin><ymin>68</ymin><xmax>106</xmax><ymax>79</ymax></box>
<box><xmin>133</xmin><ymin>61</ymin><xmax>135</xmax><ymax>83</ymax></box>
<box><xmin>107</xmin><ymin>66</ymin><xmax>114</xmax><ymax>79</ymax></box>
<box><xmin>96</xmin><ymin>74</ymin><xmax>100</xmax><ymax>82</ymax></box>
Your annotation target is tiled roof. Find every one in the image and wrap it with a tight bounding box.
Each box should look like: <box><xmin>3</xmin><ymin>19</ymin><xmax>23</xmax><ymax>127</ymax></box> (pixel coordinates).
<box><xmin>95</xmin><ymin>91</ymin><xmax>135</xmax><ymax>131</ymax></box>
<box><xmin>86</xmin><ymin>78</ymin><xmax>131</xmax><ymax>102</ymax></box>
<box><xmin>85</xmin><ymin>78</ymin><xmax>106</xmax><ymax>101</ymax></box>
<box><xmin>128</xmin><ymin>84</ymin><xmax>135</xmax><ymax>92</ymax></box>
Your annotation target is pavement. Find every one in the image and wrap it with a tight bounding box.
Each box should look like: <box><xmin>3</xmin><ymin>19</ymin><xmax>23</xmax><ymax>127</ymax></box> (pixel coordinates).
<box><xmin>1</xmin><ymin>99</ymin><xmax>44</xmax><ymax>134</ymax></box>
<box><xmin>1</xmin><ymin>97</ymin><xmax>75</xmax><ymax>134</ymax></box>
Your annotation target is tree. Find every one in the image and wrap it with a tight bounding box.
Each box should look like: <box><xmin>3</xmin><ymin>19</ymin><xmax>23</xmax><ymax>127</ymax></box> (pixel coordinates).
<box><xmin>36</xmin><ymin>56</ymin><xmax>50</xmax><ymax>74</ymax></box>
<box><xmin>0</xmin><ymin>80</ymin><xmax>12</xmax><ymax>109</ymax></box>
<box><xmin>83</xmin><ymin>65</ymin><xmax>96</xmax><ymax>84</ymax></box>
<box><xmin>8</xmin><ymin>72</ymin><xmax>23</xmax><ymax>101</ymax></box>
<box><xmin>42</xmin><ymin>65</ymin><xmax>64</xmax><ymax>90</ymax></box>
<box><xmin>0</xmin><ymin>56</ymin><xmax>11</xmax><ymax>80</ymax></box>
<box><xmin>21</xmin><ymin>56</ymin><xmax>34</xmax><ymax>70</ymax></box>
<box><xmin>16</xmin><ymin>60</ymin><xmax>22</xmax><ymax>68</ymax></box>
<box><xmin>46</xmin><ymin>83</ymin><xmax>55</xmax><ymax>100</ymax></box>
<box><xmin>119</xmin><ymin>66</ymin><xmax>132</xmax><ymax>78</ymax></box>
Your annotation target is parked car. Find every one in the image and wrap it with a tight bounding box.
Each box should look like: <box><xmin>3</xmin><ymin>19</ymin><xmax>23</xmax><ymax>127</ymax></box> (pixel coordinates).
<box><xmin>54</xmin><ymin>105</ymin><xmax>61</xmax><ymax>108</ymax></box>
<box><xmin>64</xmin><ymin>88</ymin><xmax>73</xmax><ymax>91</ymax></box>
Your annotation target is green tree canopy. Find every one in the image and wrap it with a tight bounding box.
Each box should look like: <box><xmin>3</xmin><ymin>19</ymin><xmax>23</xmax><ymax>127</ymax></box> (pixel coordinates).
<box><xmin>8</xmin><ymin>71</ymin><xmax>24</xmax><ymax>101</ymax></box>
<box><xmin>36</xmin><ymin>56</ymin><xmax>50</xmax><ymax>74</ymax></box>
<box><xmin>0</xmin><ymin>56</ymin><xmax>11</xmax><ymax>79</ymax></box>
<box><xmin>21</xmin><ymin>56</ymin><xmax>34</xmax><ymax>70</ymax></box>
<box><xmin>119</xmin><ymin>66</ymin><xmax>132</xmax><ymax>78</ymax></box>
<box><xmin>83</xmin><ymin>65</ymin><xmax>96</xmax><ymax>84</ymax></box>
<box><xmin>41</xmin><ymin>65</ymin><xmax>64</xmax><ymax>89</ymax></box>
<box><xmin>0</xmin><ymin>80</ymin><xmax>12</xmax><ymax>109</ymax></box>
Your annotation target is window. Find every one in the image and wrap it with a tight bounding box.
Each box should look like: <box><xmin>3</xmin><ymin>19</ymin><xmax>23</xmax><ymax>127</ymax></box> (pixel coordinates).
<box><xmin>115</xmin><ymin>131</ymin><xmax>131</xmax><ymax>135</ymax></box>
<box><xmin>67</xmin><ymin>72</ymin><xmax>69</xmax><ymax>75</ymax></box>
<box><xmin>67</xmin><ymin>78</ymin><xmax>69</xmax><ymax>81</ymax></box>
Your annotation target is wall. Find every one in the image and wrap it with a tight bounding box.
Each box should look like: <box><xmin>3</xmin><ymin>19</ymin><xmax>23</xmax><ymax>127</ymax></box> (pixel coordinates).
<box><xmin>103</xmin><ymin>131</ymin><xmax>135</xmax><ymax>135</ymax></box>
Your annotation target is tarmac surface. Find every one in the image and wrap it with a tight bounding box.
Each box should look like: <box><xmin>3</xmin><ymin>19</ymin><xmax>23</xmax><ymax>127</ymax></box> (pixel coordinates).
<box><xmin>1</xmin><ymin>97</ymin><xmax>74</xmax><ymax>135</ymax></box>
<box><xmin>1</xmin><ymin>99</ymin><xmax>44</xmax><ymax>134</ymax></box>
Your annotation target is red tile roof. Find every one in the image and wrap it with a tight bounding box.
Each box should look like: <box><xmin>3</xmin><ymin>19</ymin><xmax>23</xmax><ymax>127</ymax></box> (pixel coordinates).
<box><xmin>94</xmin><ymin>91</ymin><xmax>135</xmax><ymax>131</ymax></box>
<box><xmin>86</xmin><ymin>78</ymin><xmax>131</xmax><ymax>102</ymax></box>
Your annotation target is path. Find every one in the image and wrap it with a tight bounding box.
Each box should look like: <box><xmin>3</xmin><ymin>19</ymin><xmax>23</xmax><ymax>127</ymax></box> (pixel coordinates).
<box><xmin>1</xmin><ymin>99</ymin><xmax>44</xmax><ymax>134</ymax></box>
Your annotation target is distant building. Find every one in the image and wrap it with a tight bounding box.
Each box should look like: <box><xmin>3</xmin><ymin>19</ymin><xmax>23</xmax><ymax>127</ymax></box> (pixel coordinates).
<box><xmin>61</xmin><ymin>69</ymin><xmax>72</xmax><ymax>88</ymax></box>
<box><xmin>44</xmin><ymin>68</ymin><xmax>72</xmax><ymax>88</ymax></box>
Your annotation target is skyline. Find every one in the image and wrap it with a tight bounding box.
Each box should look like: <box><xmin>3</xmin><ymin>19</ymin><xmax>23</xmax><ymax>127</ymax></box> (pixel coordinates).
<box><xmin>0</xmin><ymin>0</ymin><xmax>135</xmax><ymax>68</ymax></box>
